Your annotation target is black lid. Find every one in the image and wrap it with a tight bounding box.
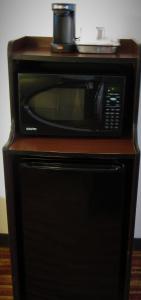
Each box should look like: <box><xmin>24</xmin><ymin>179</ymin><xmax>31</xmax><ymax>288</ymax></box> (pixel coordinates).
<box><xmin>52</xmin><ymin>3</ymin><xmax>75</xmax><ymax>11</ymax></box>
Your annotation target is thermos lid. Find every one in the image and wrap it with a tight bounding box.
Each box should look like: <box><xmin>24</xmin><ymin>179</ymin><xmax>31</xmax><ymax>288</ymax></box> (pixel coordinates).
<box><xmin>52</xmin><ymin>3</ymin><xmax>75</xmax><ymax>11</ymax></box>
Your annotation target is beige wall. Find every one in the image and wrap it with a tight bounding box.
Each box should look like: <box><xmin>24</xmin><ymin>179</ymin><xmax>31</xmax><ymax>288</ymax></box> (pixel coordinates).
<box><xmin>0</xmin><ymin>197</ymin><xmax>8</xmax><ymax>234</ymax></box>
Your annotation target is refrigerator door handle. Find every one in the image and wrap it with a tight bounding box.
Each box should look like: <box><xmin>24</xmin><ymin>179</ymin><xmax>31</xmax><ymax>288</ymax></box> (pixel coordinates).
<box><xmin>21</xmin><ymin>162</ymin><xmax>124</xmax><ymax>173</ymax></box>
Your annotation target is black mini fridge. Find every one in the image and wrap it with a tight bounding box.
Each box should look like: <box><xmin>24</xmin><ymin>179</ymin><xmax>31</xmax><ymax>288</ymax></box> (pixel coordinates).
<box><xmin>3</xmin><ymin>150</ymin><xmax>138</xmax><ymax>300</ymax></box>
<box><xmin>18</xmin><ymin>158</ymin><xmax>125</xmax><ymax>299</ymax></box>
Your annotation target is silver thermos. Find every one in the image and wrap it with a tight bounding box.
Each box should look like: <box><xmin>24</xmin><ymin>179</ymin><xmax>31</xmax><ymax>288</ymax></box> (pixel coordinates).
<box><xmin>51</xmin><ymin>3</ymin><xmax>76</xmax><ymax>52</ymax></box>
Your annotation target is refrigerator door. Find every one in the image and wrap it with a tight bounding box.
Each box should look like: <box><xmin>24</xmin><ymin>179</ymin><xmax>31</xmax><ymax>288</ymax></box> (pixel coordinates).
<box><xmin>17</xmin><ymin>158</ymin><xmax>126</xmax><ymax>300</ymax></box>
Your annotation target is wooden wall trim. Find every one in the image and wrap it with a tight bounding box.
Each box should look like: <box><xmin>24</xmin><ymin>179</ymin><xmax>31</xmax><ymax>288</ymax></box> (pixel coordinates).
<box><xmin>0</xmin><ymin>234</ymin><xmax>9</xmax><ymax>247</ymax></box>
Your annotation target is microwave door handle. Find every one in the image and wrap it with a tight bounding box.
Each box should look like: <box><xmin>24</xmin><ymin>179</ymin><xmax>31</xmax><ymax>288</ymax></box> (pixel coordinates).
<box><xmin>95</xmin><ymin>83</ymin><xmax>105</xmax><ymax>122</ymax></box>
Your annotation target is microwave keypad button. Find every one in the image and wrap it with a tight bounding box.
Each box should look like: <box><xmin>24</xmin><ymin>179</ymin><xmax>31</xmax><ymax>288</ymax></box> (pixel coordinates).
<box><xmin>110</xmin><ymin>97</ymin><xmax>117</xmax><ymax>101</ymax></box>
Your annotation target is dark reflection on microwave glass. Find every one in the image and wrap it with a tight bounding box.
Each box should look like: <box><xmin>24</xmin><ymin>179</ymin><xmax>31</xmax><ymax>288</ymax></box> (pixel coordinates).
<box><xmin>29</xmin><ymin>88</ymin><xmax>84</xmax><ymax>121</ymax></box>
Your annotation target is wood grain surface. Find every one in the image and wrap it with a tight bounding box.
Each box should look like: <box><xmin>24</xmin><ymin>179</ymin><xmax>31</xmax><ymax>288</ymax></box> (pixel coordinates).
<box><xmin>9</xmin><ymin>137</ymin><xmax>136</xmax><ymax>155</ymax></box>
<box><xmin>9</xmin><ymin>37</ymin><xmax>139</xmax><ymax>61</ymax></box>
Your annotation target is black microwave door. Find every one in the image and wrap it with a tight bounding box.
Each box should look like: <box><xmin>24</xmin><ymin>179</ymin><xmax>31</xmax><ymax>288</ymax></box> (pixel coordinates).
<box><xmin>17</xmin><ymin>158</ymin><xmax>126</xmax><ymax>300</ymax></box>
<box><xmin>18</xmin><ymin>73</ymin><xmax>99</xmax><ymax>135</ymax></box>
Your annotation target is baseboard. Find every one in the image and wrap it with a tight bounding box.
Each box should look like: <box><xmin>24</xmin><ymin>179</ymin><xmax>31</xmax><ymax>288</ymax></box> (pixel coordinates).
<box><xmin>0</xmin><ymin>234</ymin><xmax>9</xmax><ymax>247</ymax></box>
<box><xmin>134</xmin><ymin>238</ymin><xmax>141</xmax><ymax>250</ymax></box>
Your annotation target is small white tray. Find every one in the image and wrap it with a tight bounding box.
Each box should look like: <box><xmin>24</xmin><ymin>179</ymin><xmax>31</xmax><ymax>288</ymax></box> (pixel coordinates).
<box><xmin>76</xmin><ymin>39</ymin><xmax>120</xmax><ymax>54</ymax></box>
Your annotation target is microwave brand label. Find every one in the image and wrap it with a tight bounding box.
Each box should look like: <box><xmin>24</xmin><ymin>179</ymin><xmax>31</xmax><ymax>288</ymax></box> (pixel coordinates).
<box><xmin>26</xmin><ymin>127</ymin><xmax>37</xmax><ymax>131</ymax></box>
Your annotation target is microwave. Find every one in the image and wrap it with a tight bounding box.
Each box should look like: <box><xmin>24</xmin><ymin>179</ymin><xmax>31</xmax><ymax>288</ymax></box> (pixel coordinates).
<box><xmin>18</xmin><ymin>73</ymin><xmax>125</xmax><ymax>137</ymax></box>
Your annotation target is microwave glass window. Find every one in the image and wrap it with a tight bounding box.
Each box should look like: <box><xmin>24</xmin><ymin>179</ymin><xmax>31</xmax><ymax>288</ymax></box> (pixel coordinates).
<box><xmin>29</xmin><ymin>88</ymin><xmax>85</xmax><ymax>121</ymax></box>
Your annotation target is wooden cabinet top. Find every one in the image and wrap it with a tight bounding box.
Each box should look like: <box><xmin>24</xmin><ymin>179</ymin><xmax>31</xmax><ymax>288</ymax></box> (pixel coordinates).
<box><xmin>8</xmin><ymin>36</ymin><xmax>140</xmax><ymax>62</ymax></box>
<box><xmin>7</xmin><ymin>137</ymin><xmax>137</xmax><ymax>156</ymax></box>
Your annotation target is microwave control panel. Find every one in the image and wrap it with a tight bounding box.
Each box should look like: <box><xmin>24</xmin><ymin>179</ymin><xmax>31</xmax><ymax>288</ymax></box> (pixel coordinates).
<box><xmin>103</xmin><ymin>84</ymin><xmax>123</xmax><ymax>132</ymax></box>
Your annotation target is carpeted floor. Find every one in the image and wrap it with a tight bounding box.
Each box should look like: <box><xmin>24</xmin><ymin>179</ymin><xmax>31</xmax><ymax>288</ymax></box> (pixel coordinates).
<box><xmin>0</xmin><ymin>247</ymin><xmax>141</xmax><ymax>300</ymax></box>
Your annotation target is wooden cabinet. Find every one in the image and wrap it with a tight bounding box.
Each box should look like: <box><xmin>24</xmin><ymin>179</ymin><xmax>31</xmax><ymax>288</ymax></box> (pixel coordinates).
<box><xmin>3</xmin><ymin>37</ymin><xmax>141</xmax><ymax>300</ymax></box>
